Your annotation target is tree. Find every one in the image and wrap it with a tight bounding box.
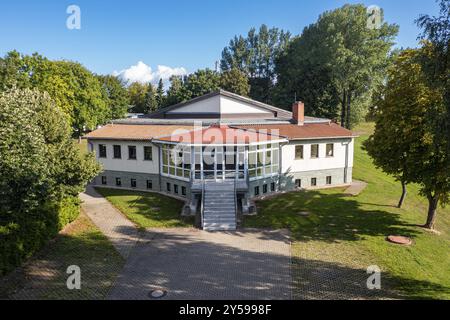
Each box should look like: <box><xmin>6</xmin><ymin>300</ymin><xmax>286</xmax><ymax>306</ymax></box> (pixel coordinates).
<box><xmin>220</xmin><ymin>24</ymin><xmax>291</xmax><ymax>103</ymax></box>
<box><xmin>164</xmin><ymin>75</ymin><xmax>187</xmax><ymax>107</ymax></box>
<box><xmin>97</xmin><ymin>75</ymin><xmax>129</xmax><ymax>119</ymax></box>
<box><xmin>182</xmin><ymin>69</ymin><xmax>221</xmax><ymax>99</ymax></box>
<box><xmin>365</xmin><ymin>49</ymin><xmax>448</xmax><ymax>229</ymax></box>
<box><xmin>127</xmin><ymin>81</ymin><xmax>148</xmax><ymax>113</ymax></box>
<box><xmin>144</xmin><ymin>84</ymin><xmax>158</xmax><ymax>113</ymax></box>
<box><xmin>0</xmin><ymin>52</ymin><xmax>110</xmax><ymax>136</ymax></box>
<box><xmin>156</xmin><ymin>78</ymin><xmax>165</xmax><ymax>108</ymax></box>
<box><xmin>220</xmin><ymin>68</ymin><xmax>250</xmax><ymax>96</ymax></box>
<box><xmin>275</xmin><ymin>5</ymin><xmax>398</xmax><ymax>128</ymax></box>
<box><xmin>0</xmin><ymin>87</ymin><xmax>100</xmax><ymax>273</ymax></box>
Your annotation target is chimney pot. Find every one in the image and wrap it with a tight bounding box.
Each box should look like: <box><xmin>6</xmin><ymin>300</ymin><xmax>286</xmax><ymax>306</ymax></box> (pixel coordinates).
<box><xmin>292</xmin><ymin>101</ymin><xmax>305</xmax><ymax>125</ymax></box>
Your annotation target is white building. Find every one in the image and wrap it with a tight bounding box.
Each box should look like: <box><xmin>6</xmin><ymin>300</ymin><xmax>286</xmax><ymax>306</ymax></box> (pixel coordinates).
<box><xmin>84</xmin><ymin>90</ymin><xmax>355</xmax><ymax>230</ymax></box>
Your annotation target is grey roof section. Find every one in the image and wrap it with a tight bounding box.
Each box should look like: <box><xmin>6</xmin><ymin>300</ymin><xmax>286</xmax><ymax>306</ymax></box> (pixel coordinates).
<box><xmin>144</xmin><ymin>89</ymin><xmax>293</xmax><ymax>119</ymax></box>
<box><xmin>112</xmin><ymin>115</ymin><xmax>330</xmax><ymax>126</ymax></box>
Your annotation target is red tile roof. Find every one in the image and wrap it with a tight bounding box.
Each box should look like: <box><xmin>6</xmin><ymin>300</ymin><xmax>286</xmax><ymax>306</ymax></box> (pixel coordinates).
<box><xmin>235</xmin><ymin>122</ymin><xmax>354</xmax><ymax>140</ymax></box>
<box><xmin>83</xmin><ymin>124</ymin><xmax>194</xmax><ymax>140</ymax></box>
<box><xmin>153</xmin><ymin>124</ymin><xmax>286</xmax><ymax>144</ymax></box>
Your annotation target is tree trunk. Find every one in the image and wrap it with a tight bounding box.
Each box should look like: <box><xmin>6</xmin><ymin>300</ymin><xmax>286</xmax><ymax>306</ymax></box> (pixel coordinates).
<box><xmin>345</xmin><ymin>90</ymin><xmax>351</xmax><ymax>129</ymax></box>
<box><xmin>340</xmin><ymin>90</ymin><xmax>346</xmax><ymax>127</ymax></box>
<box><xmin>424</xmin><ymin>194</ymin><xmax>439</xmax><ymax>229</ymax></box>
<box><xmin>397</xmin><ymin>180</ymin><xmax>407</xmax><ymax>208</ymax></box>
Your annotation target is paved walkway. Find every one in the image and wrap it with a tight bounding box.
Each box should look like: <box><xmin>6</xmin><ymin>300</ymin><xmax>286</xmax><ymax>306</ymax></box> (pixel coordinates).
<box><xmin>80</xmin><ymin>186</ymin><xmax>291</xmax><ymax>300</ymax></box>
<box><xmin>344</xmin><ymin>180</ymin><xmax>368</xmax><ymax>196</ymax></box>
<box><xmin>108</xmin><ymin>228</ymin><xmax>291</xmax><ymax>300</ymax></box>
<box><xmin>80</xmin><ymin>186</ymin><xmax>140</xmax><ymax>259</ymax></box>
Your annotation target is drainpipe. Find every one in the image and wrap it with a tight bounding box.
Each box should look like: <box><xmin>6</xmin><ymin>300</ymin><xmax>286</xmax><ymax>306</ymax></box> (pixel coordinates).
<box><xmin>343</xmin><ymin>140</ymin><xmax>349</xmax><ymax>184</ymax></box>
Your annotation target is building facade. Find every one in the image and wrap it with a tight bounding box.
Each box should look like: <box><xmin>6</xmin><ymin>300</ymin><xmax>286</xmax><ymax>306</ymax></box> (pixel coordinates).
<box><xmin>84</xmin><ymin>90</ymin><xmax>355</xmax><ymax>230</ymax></box>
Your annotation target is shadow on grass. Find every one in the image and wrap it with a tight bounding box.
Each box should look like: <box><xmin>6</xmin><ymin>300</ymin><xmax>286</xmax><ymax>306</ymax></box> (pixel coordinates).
<box><xmin>246</xmin><ymin>189</ymin><xmax>419</xmax><ymax>243</ymax></box>
<box><xmin>94</xmin><ymin>187</ymin><xmax>193</xmax><ymax>228</ymax></box>
<box><xmin>291</xmin><ymin>255</ymin><xmax>449</xmax><ymax>300</ymax></box>
<box><xmin>0</xmin><ymin>222</ymin><xmax>124</xmax><ymax>300</ymax></box>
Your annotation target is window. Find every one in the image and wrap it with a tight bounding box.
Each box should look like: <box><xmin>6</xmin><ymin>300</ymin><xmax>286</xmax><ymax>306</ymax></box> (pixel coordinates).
<box><xmin>326</xmin><ymin>144</ymin><xmax>334</xmax><ymax>157</ymax></box>
<box><xmin>116</xmin><ymin>177</ymin><xmax>121</xmax><ymax>186</ymax></box>
<box><xmin>166</xmin><ymin>182</ymin><xmax>171</xmax><ymax>192</ymax></box>
<box><xmin>131</xmin><ymin>179</ymin><xmax>137</xmax><ymax>188</ymax></box>
<box><xmin>146</xmin><ymin>180</ymin><xmax>152</xmax><ymax>189</ymax></box>
<box><xmin>162</xmin><ymin>144</ymin><xmax>191</xmax><ymax>179</ymax></box>
<box><xmin>270</xmin><ymin>182</ymin><xmax>275</xmax><ymax>192</ymax></box>
<box><xmin>326</xmin><ymin>176</ymin><xmax>332</xmax><ymax>185</ymax></box>
<box><xmin>295</xmin><ymin>145</ymin><xmax>304</xmax><ymax>159</ymax></box>
<box><xmin>263</xmin><ymin>184</ymin><xmax>268</xmax><ymax>194</ymax></box>
<box><xmin>98</xmin><ymin>144</ymin><xmax>107</xmax><ymax>158</ymax></box>
<box><xmin>113</xmin><ymin>145</ymin><xmax>121</xmax><ymax>159</ymax></box>
<box><xmin>174</xmin><ymin>184</ymin><xmax>179</xmax><ymax>194</ymax></box>
<box><xmin>248</xmin><ymin>143</ymin><xmax>279</xmax><ymax>180</ymax></box>
<box><xmin>311</xmin><ymin>178</ymin><xmax>317</xmax><ymax>186</ymax></box>
<box><xmin>128</xmin><ymin>146</ymin><xmax>137</xmax><ymax>160</ymax></box>
<box><xmin>101</xmin><ymin>176</ymin><xmax>107</xmax><ymax>185</ymax></box>
<box><xmin>254</xmin><ymin>186</ymin><xmax>260</xmax><ymax>196</ymax></box>
<box><xmin>181</xmin><ymin>186</ymin><xmax>186</xmax><ymax>196</ymax></box>
<box><xmin>144</xmin><ymin>146</ymin><xmax>153</xmax><ymax>161</ymax></box>
<box><xmin>295</xmin><ymin>179</ymin><xmax>301</xmax><ymax>188</ymax></box>
<box><xmin>311</xmin><ymin>144</ymin><xmax>319</xmax><ymax>158</ymax></box>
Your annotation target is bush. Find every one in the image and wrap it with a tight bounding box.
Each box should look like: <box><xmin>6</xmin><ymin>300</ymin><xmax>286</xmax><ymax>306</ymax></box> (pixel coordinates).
<box><xmin>0</xmin><ymin>197</ymin><xmax>80</xmax><ymax>275</ymax></box>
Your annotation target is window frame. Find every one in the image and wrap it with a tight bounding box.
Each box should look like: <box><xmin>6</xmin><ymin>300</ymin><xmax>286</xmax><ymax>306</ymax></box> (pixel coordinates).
<box><xmin>146</xmin><ymin>180</ymin><xmax>152</xmax><ymax>189</ymax></box>
<box><xmin>311</xmin><ymin>177</ymin><xmax>317</xmax><ymax>186</ymax></box>
<box><xmin>115</xmin><ymin>177</ymin><xmax>121</xmax><ymax>186</ymax></box>
<box><xmin>98</xmin><ymin>144</ymin><xmax>107</xmax><ymax>158</ymax></box>
<box><xmin>254</xmin><ymin>186</ymin><xmax>260</xmax><ymax>196</ymax></box>
<box><xmin>326</xmin><ymin>143</ymin><xmax>334</xmax><ymax>157</ymax></box>
<box><xmin>113</xmin><ymin>145</ymin><xmax>122</xmax><ymax>159</ymax></box>
<box><xmin>130</xmin><ymin>178</ymin><xmax>137</xmax><ymax>188</ymax></box>
<box><xmin>101</xmin><ymin>176</ymin><xmax>107</xmax><ymax>185</ymax></box>
<box><xmin>295</xmin><ymin>179</ymin><xmax>301</xmax><ymax>188</ymax></box>
<box><xmin>143</xmin><ymin>146</ymin><xmax>153</xmax><ymax>161</ymax></box>
<box><xmin>181</xmin><ymin>186</ymin><xmax>186</xmax><ymax>196</ymax></box>
<box><xmin>128</xmin><ymin>145</ymin><xmax>137</xmax><ymax>160</ymax></box>
<box><xmin>295</xmin><ymin>145</ymin><xmax>304</xmax><ymax>160</ymax></box>
<box><xmin>310</xmin><ymin>144</ymin><xmax>319</xmax><ymax>159</ymax></box>
<box><xmin>326</xmin><ymin>176</ymin><xmax>332</xmax><ymax>185</ymax></box>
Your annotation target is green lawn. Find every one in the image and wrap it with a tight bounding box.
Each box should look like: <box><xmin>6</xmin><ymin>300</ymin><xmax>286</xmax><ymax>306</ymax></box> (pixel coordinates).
<box><xmin>95</xmin><ymin>187</ymin><xmax>193</xmax><ymax>229</ymax></box>
<box><xmin>244</xmin><ymin>122</ymin><xmax>450</xmax><ymax>299</ymax></box>
<box><xmin>0</xmin><ymin>211</ymin><xmax>124</xmax><ymax>300</ymax></box>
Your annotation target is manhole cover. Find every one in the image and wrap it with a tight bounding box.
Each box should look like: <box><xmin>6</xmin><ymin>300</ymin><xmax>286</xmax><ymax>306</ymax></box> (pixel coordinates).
<box><xmin>386</xmin><ymin>235</ymin><xmax>412</xmax><ymax>245</ymax></box>
<box><xmin>149</xmin><ymin>289</ymin><xmax>167</xmax><ymax>298</ymax></box>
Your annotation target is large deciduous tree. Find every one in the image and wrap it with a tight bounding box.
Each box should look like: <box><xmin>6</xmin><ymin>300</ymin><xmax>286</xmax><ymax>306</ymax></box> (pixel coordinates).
<box><xmin>220</xmin><ymin>68</ymin><xmax>250</xmax><ymax>97</ymax></box>
<box><xmin>127</xmin><ymin>81</ymin><xmax>148</xmax><ymax>113</ymax></box>
<box><xmin>275</xmin><ymin>4</ymin><xmax>398</xmax><ymax>128</ymax></box>
<box><xmin>220</xmin><ymin>24</ymin><xmax>291</xmax><ymax>103</ymax></box>
<box><xmin>0</xmin><ymin>51</ymin><xmax>110</xmax><ymax>136</ymax></box>
<box><xmin>365</xmin><ymin>48</ymin><xmax>448</xmax><ymax>229</ymax></box>
<box><xmin>0</xmin><ymin>87</ymin><xmax>100</xmax><ymax>273</ymax></box>
<box><xmin>97</xmin><ymin>75</ymin><xmax>129</xmax><ymax>119</ymax></box>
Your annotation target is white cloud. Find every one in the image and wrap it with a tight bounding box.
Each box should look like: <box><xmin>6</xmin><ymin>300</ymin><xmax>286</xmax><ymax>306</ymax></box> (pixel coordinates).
<box><xmin>113</xmin><ymin>61</ymin><xmax>187</xmax><ymax>89</ymax></box>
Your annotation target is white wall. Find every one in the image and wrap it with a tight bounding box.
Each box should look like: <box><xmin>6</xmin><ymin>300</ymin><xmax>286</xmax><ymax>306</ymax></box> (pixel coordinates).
<box><xmin>89</xmin><ymin>140</ymin><xmax>159</xmax><ymax>174</ymax></box>
<box><xmin>281</xmin><ymin>138</ymin><xmax>354</xmax><ymax>173</ymax></box>
<box><xmin>219</xmin><ymin>96</ymin><xmax>273</xmax><ymax>115</ymax></box>
<box><xmin>167</xmin><ymin>95</ymin><xmax>220</xmax><ymax>114</ymax></box>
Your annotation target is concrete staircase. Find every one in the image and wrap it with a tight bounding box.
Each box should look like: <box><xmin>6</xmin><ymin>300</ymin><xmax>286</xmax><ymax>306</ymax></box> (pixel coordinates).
<box><xmin>202</xmin><ymin>181</ymin><xmax>237</xmax><ymax>231</ymax></box>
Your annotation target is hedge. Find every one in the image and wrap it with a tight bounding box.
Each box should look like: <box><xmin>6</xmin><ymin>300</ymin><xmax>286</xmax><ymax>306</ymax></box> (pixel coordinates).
<box><xmin>0</xmin><ymin>196</ymin><xmax>80</xmax><ymax>275</ymax></box>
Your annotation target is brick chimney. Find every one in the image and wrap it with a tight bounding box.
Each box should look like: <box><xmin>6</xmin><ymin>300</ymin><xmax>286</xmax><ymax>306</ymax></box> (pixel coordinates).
<box><xmin>292</xmin><ymin>101</ymin><xmax>305</xmax><ymax>125</ymax></box>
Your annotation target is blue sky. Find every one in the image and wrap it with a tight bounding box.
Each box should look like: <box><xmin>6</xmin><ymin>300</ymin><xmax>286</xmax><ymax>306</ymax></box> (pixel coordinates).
<box><xmin>0</xmin><ymin>0</ymin><xmax>441</xmax><ymax>84</ymax></box>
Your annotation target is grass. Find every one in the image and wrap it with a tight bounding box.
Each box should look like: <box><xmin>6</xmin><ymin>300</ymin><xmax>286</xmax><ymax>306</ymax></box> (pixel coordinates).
<box><xmin>0</xmin><ymin>211</ymin><xmax>124</xmax><ymax>300</ymax></box>
<box><xmin>244</xmin><ymin>122</ymin><xmax>450</xmax><ymax>299</ymax></box>
<box><xmin>95</xmin><ymin>187</ymin><xmax>194</xmax><ymax>229</ymax></box>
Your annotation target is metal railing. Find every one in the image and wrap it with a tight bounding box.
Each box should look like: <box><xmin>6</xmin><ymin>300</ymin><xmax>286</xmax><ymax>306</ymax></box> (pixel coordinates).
<box><xmin>234</xmin><ymin>174</ymin><xmax>238</xmax><ymax>227</ymax></box>
<box><xmin>200</xmin><ymin>180</ymin><xmax>205</xmax><ymax>229</ymax></box>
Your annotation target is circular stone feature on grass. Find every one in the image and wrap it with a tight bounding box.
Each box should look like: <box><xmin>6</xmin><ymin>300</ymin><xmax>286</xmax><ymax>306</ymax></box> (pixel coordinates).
<box><xmin>387</xmin><ymin>235</ymin><xmax>412</xmax><ymax>245</ymax></box>
<box><xmin>297</xmin><ymin>211</ymin><xmax>310</xmax><ymax>217</ymax></box>
<box><xmin>149</xmin><ymin>289</ymin><xmax>167</xmax><ymax>299</ymax></box>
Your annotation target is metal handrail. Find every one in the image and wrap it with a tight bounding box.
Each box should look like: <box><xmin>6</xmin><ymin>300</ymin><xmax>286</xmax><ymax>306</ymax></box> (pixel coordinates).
<box><xmin>234</xmin><ymin>175</ymin><xmax>238</xmax><ymax>226</ymax></box>
<box><xmin>200</xmin><ymin>180</ymin><xmax>205</xmax><ymax>229</ymax></box>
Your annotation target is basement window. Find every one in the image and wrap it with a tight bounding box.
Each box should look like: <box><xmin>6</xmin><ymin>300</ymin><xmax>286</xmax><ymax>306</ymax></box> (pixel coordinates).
<box><xmin>311</xmin><ymin>178</ymin><xmax>317</xmax><ymax>186</ymax></box>
<box><xmin>181</xmin><ymin>186</ymin><xmax>186</xmax><ymax>196</ymax></box>
<box><xmin>147</xmin><ymin>180</ymin><xmax>152</xmax><ymax>189</ymax></box>
<box><xmin>167</xmin><ymin>183</ymin><xmax>171</xmax><ymax>192</ymax></box>
<box><xmin>295</xmin><ymin>179</ymin><xmax>301</xmax><ymax>188</ymax></box>
<box><xmin>270</xmin><ymin>182</ymin><xmax>275</xmax><ymax>192</ymax></box>
<box><xmin>131</xmin><ymin>179</ymin><xmax>137</xmax><ymax>188</ymax></box>
<box><xmin>263</xmin><ymin>184</ymin><xmax>268</xmax><ymax>194</ymax></box>
<box><xmin>116</xmin><ymin>177</ymin><xmax>121</xmax><ymax>186</ymax></box>
<box><xmin>101</xmin><ymin>176</ymin><xmax>107</xmax><ymax>185</ymax></box>
<box><xmin>254</xmin><ymin>186</ymin><xmax>260</xmax><ymax>196</ymax></box>
<box><xmin>174</xmin><ymin>184</ymin><xmax>179</xmax><ymax>194</ymax></box>
<box><xmin>326</xmin><ymin>176</ymin><xmax>332</xmax><ymax>185</ymax></box>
